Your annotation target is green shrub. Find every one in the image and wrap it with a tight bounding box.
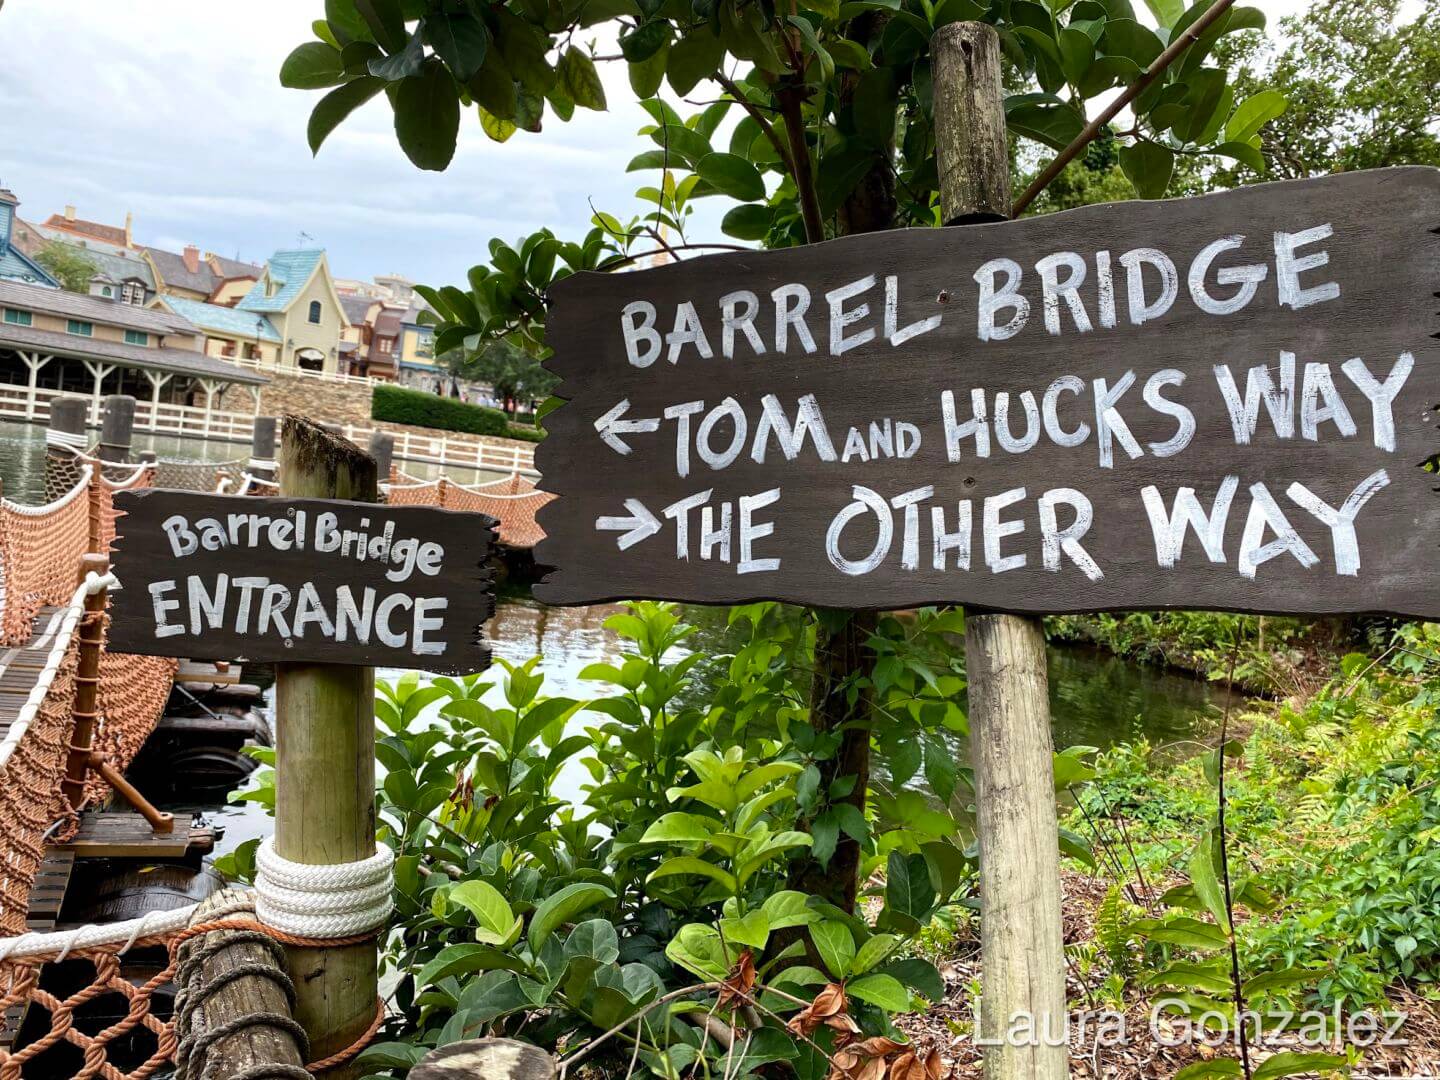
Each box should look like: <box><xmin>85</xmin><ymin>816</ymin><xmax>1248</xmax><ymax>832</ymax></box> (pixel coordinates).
<box><xmin>505</xmin><ymin>423</ymin><xmax>544</xmax><ymax>443</ymax></box>
<box><xmin>372</xmin><ymin>383</ymin><xmax>507</xmax><ymax>437</ymax></box>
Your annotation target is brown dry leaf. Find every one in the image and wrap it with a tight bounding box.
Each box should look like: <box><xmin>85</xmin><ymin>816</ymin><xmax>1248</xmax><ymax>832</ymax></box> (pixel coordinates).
<box><xmin>717</xmin><ymin>949</ymin><xmax>756</xmax><ymax>1011</ymax></box>
<box><xmin>789</xmin><ymin>982</ymin><xmax>850</xmax><ymax>1037</ymax></box>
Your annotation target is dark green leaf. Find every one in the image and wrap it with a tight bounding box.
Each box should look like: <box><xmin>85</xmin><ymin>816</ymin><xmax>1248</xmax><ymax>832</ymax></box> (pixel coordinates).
<box><xmin>368</xmin><ymin>31</ymin><xmax>425</xmax><ymax>80</ymax></box>
<box><xmin>1252</xmin><ymin>1053</ymin><xmax>1349</xmax><ymax>1080</ymax></box>
<box><xmin>649</xmin><ymin>124</ymin><xmax>713</xmax><ymax>167</ymax></box>
<box><xmin>725</xmin><ymin>204</ymin><xmax>771</xmax><ymax>241</ymax></box>
<box><xmin>425</xmin><ymin>12</ymin><xmax>489</xmax><ymax>81</ymax></box>
<box><xmin>394</xmin><ymin>59</ymin><xmax>461</xmax><ymax>170</ymax></box>
<box><xmin>621</xmin><ymin>20</ymin><xmax>671</xmax><ymax>63</ymax></box>
<box><xmin>281</xmin><ymin>42</ymin><xmax>346</xmax><ymax>89</ymax></box>
<box><xmin>325</xmin><ymin>0</ymin><xmax>374</xmax><ymax>45</ymax></box>
<box><xmin>468</xmin><ymin>52</ymin><xmax>517</xmax><ymax>120</ymax></box>
<box><xmin>1005</xmin><ymin>93</ymin><xmax>1086</xmax><ymax>150</ymax></box>
<box><xmin>495</xmin><ymin>9</ymin><xmax>556</xmax><ymax>94</ymax></box>
<box><xmin>629</xmin><ymin>43</ymin><xmax>670</xmax><ymax>97</ymax></box>
<box><xmin>1101</xmin><ymin>18</ymin><xmax>1163</xmax><ymax>66</ymax></box>
<box><xmin>308</xmin><ymin>76</ymin><xmax>385</xmax><ymax>154</ymax></box>
<box><xmin>852</xmin><ymin>67</ymin><xmax>898</xmax><ymax>146</ymax></box>
<box><xmin>354</xmin><ymin>0</ymin><xmax>406</xmax><ymax>52</ymax></box>
<box><xmin>1118</xmin><ymin>140</ymin><xmax>1173</xmax><ymax>198</ymax></box>
<box><xmin>696</xmin><ymin>152</ymin><xmax>765</xmax><ymax>201</ymax></box>
<box><xmin>667</xmin><ymin>29</ymin><xmax>725</xmax><ymax>96</ymax></box>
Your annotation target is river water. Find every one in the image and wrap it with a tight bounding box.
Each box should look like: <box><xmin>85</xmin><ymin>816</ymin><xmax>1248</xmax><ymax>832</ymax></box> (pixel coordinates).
<box><xmin>0</xmin><ymin>419</ymin><xmax>1227</xmax><ymax>856</ymax></box>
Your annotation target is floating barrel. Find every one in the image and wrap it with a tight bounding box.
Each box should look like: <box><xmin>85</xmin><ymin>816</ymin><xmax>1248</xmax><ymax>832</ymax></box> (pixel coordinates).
<box><xmin>17</xmin><ymin>865</ymin><xmax>228</xmax><ymax>1075</ymax></box>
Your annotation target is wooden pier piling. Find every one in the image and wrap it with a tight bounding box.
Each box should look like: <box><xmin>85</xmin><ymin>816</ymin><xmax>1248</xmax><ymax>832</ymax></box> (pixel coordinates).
<box><xmin>98</xmin><ymin>395</ymin><xmax>135</xmax><ymax>464</ymax></box>
<box><xmin>273</xmin><ymin>416</ymin><xmax>379</xmax><ymax>1076</ymax></box>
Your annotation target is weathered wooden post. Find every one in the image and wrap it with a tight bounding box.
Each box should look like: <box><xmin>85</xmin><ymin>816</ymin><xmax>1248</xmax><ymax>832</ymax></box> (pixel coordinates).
<box><xmin>98</xmin><ymin>394</ymin><xmax>136</xmax><ymax>464</ymax></box>
<box><xmin>250</xmin><ymin>415</ymin><xmax>279</xmax><ymax>484</ymax></box>
<box><xmin>45</xmin><ymin>396</ymin><xmax>89</xmax><ymax>496</ymax></box>
<box><xmin>933</xmin><ymin>22</ymin><xmax>1067</xmax><ymax>1078</ymax></box>
<box><xmin>275</xmin><ymin>416</ymin><xmax>379</xmax><ymax>1076</ymax></box>
<box><xmin>367</xmin><ymin>431</ymin><xmax>395</xmax><ymax>484</ymax></box>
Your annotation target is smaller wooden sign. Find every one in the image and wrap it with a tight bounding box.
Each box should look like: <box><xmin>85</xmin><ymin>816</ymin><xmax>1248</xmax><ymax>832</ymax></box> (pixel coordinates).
<box><xmin>109</xmin><ymin>489</ymin><xmax>496</xmax><ymax>675</ymax></box>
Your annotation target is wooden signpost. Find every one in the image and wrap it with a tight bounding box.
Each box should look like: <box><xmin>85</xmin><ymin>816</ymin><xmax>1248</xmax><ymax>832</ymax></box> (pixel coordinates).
<box><xmin>108</xmin><ymin>489</ymin><xmax>496</xmax><ymax>674</ymax></box>
<box><xmin>535</xmin><ymin>166</ymin><xmax>1440</xmax><ymax>618</ymax></box>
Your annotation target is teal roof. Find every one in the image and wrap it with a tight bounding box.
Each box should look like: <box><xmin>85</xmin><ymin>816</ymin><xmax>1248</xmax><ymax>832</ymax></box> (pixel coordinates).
<box><xmin>162</xmin><ymin>296</ymin><xmax>281</xmax><ymax>342</ymax></box>
<box><xmin>237</xmin><ymin>249</ymin><xmax>324</xmax><ymax>313</ymax></box>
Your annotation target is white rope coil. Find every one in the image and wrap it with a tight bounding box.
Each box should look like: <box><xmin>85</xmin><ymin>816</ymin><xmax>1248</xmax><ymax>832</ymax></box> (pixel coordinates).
<box><xmin>254</xmin><ymin>839</ymin><xmax>393</xmax><ymax>939</ymax></box>
<box><xmin>45</xmin><ymin>429</ymin><xmax>88</xmax><ymax>449</ymax></box>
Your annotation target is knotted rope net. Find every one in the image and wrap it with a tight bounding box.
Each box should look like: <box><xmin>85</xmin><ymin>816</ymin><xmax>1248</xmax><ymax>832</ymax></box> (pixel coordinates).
<box><xmin>380</xmin><ymin>472</ymin><xmax>553</xmax><ymax>547</ymax></box>
<box><xmin>0</xmin><ymin>464</ymin><xmax>94</xmax><ymax>645</ymax></box>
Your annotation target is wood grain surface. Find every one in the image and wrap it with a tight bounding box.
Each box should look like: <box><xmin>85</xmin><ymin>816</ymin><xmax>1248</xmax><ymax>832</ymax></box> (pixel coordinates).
<box><xmin>535</xmin><ymin>167</ymin><xmax>1440</xmax><ymax>617</ymax></box>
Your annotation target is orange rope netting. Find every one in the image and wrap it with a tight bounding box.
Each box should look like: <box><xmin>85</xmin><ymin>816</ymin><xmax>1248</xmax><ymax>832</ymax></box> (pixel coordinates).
<box><xmin>383</xmin><ymin>473</ymin><xmax>552</xmax><ymax>547</ymax></box>
<box><xmin>0</xmin><ymin>470</ymin><xmax>93</xmax><ymax>646</ymax></box>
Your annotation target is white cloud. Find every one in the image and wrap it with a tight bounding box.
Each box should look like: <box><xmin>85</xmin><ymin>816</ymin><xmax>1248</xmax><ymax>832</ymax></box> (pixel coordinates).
<box><xmin>0</xmin><ymin>0</ymin><xmax>1322</xmax><ymax>286</ymax></box>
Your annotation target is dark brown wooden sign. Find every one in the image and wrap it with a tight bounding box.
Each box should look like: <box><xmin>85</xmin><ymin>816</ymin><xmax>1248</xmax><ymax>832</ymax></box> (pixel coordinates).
<box><xmin>109</xmin><ymin>489</ymin><xmax>496</xmax><ymax>674</ymax></box>
<box><xmin>535</xmin><ymin>167</ymin><xmax>1440</xmax><ymax>618</ymax></box>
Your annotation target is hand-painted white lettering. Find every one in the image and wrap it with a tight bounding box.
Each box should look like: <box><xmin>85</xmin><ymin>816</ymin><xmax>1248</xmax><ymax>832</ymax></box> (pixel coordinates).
<box><xmin>1036</xmin><ymin>251</ymin><xmax>1093</xmax><ymax>335</ymax></box>
<box><xmin>292</xmin><ymin>581</ymin><xmax>335</xmax><ymax>638</ymax></box>
<box><xmin>160</xmin><ymin>516</ymin><xmax>196</xmax><ymax>557</ymax></box>
<box><xmin>412</xmin><ymin>597</ymin><xmax>447</xmax><ymax>655</ymax></box>
<box><xmin>1093</xmin><ymin>371</ymin><xmax>1143</xmax><ymax>469</ymax></box>
<box><xmin>1042</xmin><ymin>376</ymin><xmax>1091</xmax><ymax>447</ymax></box>
<box><xmin>700</xmin><ymin>503</ymin><xmax>732</xmax><ymax>563</ymax></box>
<box><xmin>663</xmin><ymin>489</ymin><xmax>713</xmax><ymax>559</ymax></box>
<box><xmin>187</xmin><ymin>573</ymin><xmax>229</xmax><ymax>632</ymax></box>
<box><xmin>826</xmin><ymin>486</ymin><xmax>892</xmax><ymax>576</ymax></box>
<box><xmin>885</xmin><ymin>275</ymin><xmax>942</xmax><ymax>346</ymax></box>
<box><xmin>1286</xmin><ymin>469</ymin><xmax>1389</xmax><ymax>576</ymax></box>
<box><xmin>1118</xmin><ymin>248</ymin><xmax>1178</xmax><ymax>326</ymax></box>
<box><xmin>995</xmin><ymin>390</ymin><xmax>1041</xmax><ymax>454</ymax></box>
<box><xmin>772</xmin><ymin>283</ymin><xmax>817</xmax><ymax>355</ymax></box>
<box><xmin>1095</xmin><ymin>250</ymin><xmax>1117</xmax><ymax>329</ymax></box>
<box><xmin>149</xmin><ymin>579</ymin><xmax>183</xmax><ymax>638</ymax></box>
<box><xmin>827</xmin><ymin>275</ymin><xmax>877</xmax><ymax>356</ymax></box>
<box><xmin>664</xmin><ymin>399</ymin><xmax>705</xmax><ymax>478</ymax></box>
<box><xmin>974</xmin><ymin>257</ymin><xmax>1030</xmax><ymax>341</ymax></box>
<box><xmin>1188</xmin><ymin>235</ymin><xmax>1268</xmax><ymax>315</ymax></box>
<box><xmin>375</xmin><ymin>593</ymin><xmax>412</xmax><ymax>648</ymax></box>
<box><xmin>1140</xmin><ymin>477</ymin><xmax>1240</xmax><ymax>568</ymax></box>
<box><xmin>621</xmin><ymin>300</ymin><xmax>661</xmax><ymax>368</ymax></box>
<box><xmin>942</xmin><ymin>388</ymin><xmax>991</xmax><ymax>461</ymax></box>
<box><xmin>1214</xmin><ymin>352</ymin><xmax>1296</xmax><ymax>443</ymax></box>
<box><xmin>751</xmin><ymin>394</ymin><xmax>836</xmax><ymax>464</ymax></box>
<box><xmin>1143</xmin><ymin>370</ymin><xmax>1195</xmax><ymax>457</ymax></box>
<box><xmin>984</xmin><ymin>487</ymin><xmax>1028</xmax><ymax>574</ymax></box>
<box><xmin>1340</xmin><ymin>353</ymin><xmax>1412</xmax><ymax>452</ymax></box>
<box><xmin>737</xmin><ymin>488</ymin><xmax>781</xmax><ymax>574</ymax></box>
<box><xmin>1275</xmin><ymin>224</ymin><xmax>1340</xmax><ymax>310</ymax></box>
<box><xmin>719</xmin><ymin>290</ymin><xmax>765</xmax><ymax>358</ymax></box>
<box><xmin>1238</xmin><ymin>482</ymin><xmax>1319</xmax><ymax>579</ymax></box>
<box><xmin>890</xmin><ymin>485</ymin><xmax>935</xmax><ymax>571</ymax></box>
<box><xmin>1300</xmin><ymin>362</ymin><xmax>1357</xmax><ymax>442</ymax></box>
<box><xmin>667</xmin><ymin>300</ymin><xmax>714</xmax><ymax>364</ymax></box>
<box><xmin>1038</xmin><ymin>488</ymin><xmax>1101</xmax><ymax>580</ymax></box>
<box><xmin>931</xmin><ymin>502</ymin><xmax>972</xmax><ymax>571</ymax></box>
<box><xmin>697</xmin><ymin>398</ymin><xmax>747</xmax><ymax>471</ymax></box>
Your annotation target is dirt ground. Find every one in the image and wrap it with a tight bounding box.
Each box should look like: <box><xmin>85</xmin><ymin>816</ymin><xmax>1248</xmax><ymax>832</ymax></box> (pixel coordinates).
<box><xmin>895</xmin><ymin>872</ymin><xmax>1440</xmax><ymax>1079</ymax></box>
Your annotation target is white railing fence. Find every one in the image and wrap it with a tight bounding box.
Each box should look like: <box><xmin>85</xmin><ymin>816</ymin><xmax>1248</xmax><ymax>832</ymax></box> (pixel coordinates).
<box><xmin>0</xmin><ymin>383</ymin><xmax>538</xmax><ymax>477</ymax></box>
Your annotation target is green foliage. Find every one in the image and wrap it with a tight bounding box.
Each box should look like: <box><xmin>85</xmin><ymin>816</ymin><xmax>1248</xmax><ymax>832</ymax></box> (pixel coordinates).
<box><xmin>32</xmin><ymin>240</ymin><xmax>98</xmax><ymax>293</ymax></box>
<box><xmin>443</xmin><ymin>339</ymin><xmax>557</xmax><ymax>418</ymax></box>
<box><xmin>371</xmin><ymin>382</ymin><xmax>509</xmax><ymax>437</ymax></box>
<box><xmin>223</xmin><ymin>603</ymin><xmax>976</xmax><ymax>1076</ymax></box>
<box><xmin>1071</xmin><ymin>622</ymin><xmax>1440</xmax><ymax>1019</ymax></box>
<box><xmin>1218</xmin><ymin>0</ymin><xmax>1440</xmax><ymax>182</ymax></box>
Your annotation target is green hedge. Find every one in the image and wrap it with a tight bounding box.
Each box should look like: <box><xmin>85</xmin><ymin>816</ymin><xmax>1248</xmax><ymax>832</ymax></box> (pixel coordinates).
<box><xmin>372</xmin><ymin>383</ymin><xmax>508</xmax><ymax>438</ymax></box>
<box><xmin>506</xmin><ymin>424</ymin><xmax>545</xmax><ymax>443</ymax></box>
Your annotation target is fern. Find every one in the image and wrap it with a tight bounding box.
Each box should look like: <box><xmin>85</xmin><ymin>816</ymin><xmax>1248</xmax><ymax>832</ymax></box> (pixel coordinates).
<box><xmin>1095</xmin><ymin>884</ymin><xmax>1137</xmax><ymax>977</ymax></box>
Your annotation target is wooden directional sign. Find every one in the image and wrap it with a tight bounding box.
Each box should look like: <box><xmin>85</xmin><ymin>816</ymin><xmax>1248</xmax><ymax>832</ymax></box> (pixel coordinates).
<box><xmin>535</xmin><ymin>167</ymin><xmax>1440</xmax><ymax>618</ymax></box>
<box><xmin>109</xmin><ymin>489</ymin><xmax>497</xmax><ymax>674</ymax></box>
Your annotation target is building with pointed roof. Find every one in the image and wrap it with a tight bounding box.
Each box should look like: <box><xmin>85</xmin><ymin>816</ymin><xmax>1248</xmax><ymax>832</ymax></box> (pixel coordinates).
<box><xmin>236</xmin><ymin>249</ymin><xmax>350</xmax><ymax>374</ymax></box>
<box><xmin>0</xmin><ymin>190</ymin><xmax>59</xmax><ymax>288</ymax></box>
<box><xmin>156</xmin><ymin>295</ymin><xmax>282</xmax><ymax>365</ymax></box>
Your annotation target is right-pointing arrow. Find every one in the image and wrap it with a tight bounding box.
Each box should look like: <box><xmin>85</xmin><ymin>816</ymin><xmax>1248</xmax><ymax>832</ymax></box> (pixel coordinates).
<box><xmin>595</xmin><ymin>498</ymin><xmax>661</xmax><ymax>550</ymax></box>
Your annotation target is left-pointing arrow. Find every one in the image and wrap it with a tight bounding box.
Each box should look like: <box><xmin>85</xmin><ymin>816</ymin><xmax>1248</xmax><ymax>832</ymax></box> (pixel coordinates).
<box><xmin>594</xmin><ymin>398</ymin><xmax>660</xmax><ymax>455</ymax></box>
<box><xmin>595</xmin><ymin>499</ymin><xmax>661</xmax><ymax>550</ymax></box>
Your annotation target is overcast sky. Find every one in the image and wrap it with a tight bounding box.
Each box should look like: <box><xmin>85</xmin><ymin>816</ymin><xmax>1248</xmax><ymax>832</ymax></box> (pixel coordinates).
<box><xmin>0</xmin><ymin>0</ymin><xmax>1316</xmax><ymax>289</ymax></box>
